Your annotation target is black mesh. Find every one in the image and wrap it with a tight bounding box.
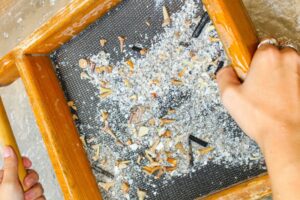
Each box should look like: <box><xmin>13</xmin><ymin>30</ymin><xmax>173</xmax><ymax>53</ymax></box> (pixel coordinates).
<box><xmin>50</xmin><ymin>0</ymin><xmax>266</xmax><ymax>199</ymax></box>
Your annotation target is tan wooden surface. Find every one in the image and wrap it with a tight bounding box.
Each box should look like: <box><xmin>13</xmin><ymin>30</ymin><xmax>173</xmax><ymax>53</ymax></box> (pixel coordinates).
<box><xmin>15</xmin><ymin>55</ymin><xmax>102</xmax><ymax>200</ymax></box>
<box><xmin>0</xmin><ymin>96</ymin><xmax>27</xmax><ymax>190</ymax></box>
<box><xmin>200</xmin><ymin>174</ymin><xmax>271</xmax><ymax>200</ymax></box>
<box><xmin>20</xmin><ymin>0</ymin><xmax>122</xmax><ymax>54</ymax></box>
<box><xmin>0</xmin><ymin>0</ymin><xmax>71</xmax><ymax>58</ymax></box>
<box><xmin>0</xmin><ymin>0</ymin><xmax>15</xmax><ymax>15</ymax></box>
<box><xmin>203</xmin><ymin>0</ymin><xmax>259</xmax><ymax>80</ymax></box>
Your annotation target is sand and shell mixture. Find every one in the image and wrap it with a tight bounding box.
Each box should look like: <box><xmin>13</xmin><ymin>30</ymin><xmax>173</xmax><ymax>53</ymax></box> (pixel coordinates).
<box><xmin>69</xmin><ymin>0</ymin><xmax>265</xmax><ymax>199</ymax></box>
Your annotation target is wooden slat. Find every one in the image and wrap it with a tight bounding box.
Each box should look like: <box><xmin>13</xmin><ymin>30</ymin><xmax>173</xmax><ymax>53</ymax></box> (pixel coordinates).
<box><xmin>15</xmin><ymin>55</ymin><xmax>102</xmax><ymax>200</ymax></box>
<box><xmin>199</xmin><ymin>174</ymin><xmax>271</xmax><ymax>200</ymax></box>
<box><xmin>20</xmin><ymin>0</ymin><xmax>122</xmax><ymax>54</ymax></box>
<box><xmin>203</xmin><ymin>0</ymin><xmax>259</xmax><ymax>80</ymax></box>
<box><xmin>0</xmin><ymin>51</ymin><xmax>19</xmax><ymax>86</ymax></box>
<box><xmin>0</xmin><ymin>97</ymin><xmax>27</xmax><ymax>190</ymax></box>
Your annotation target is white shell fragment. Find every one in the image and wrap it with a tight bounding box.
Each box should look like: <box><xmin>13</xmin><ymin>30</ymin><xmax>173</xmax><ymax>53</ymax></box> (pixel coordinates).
<box><xmin>162</xmin><ymin>6</ymin><xmax>171</xmax><ymax>27</ymax></box>
<box><xmin>98</xmin><ymin>182</ymin><xmax>115</xmax><ymax>191</ymax></box>
<box><xmin>80</xmin><ymin>72</ymin><xmax>90</xmax><ymax>80</ymax></box>
<box><xmin>118</xmin><ymin>36</ymin><xmax>126</xmax><ymax>52</ymax></box>
<box><xmin>137</xmin><ymin>189</ymin><xmax>147</xmax><ymax>200</ymax></box>
<box><xmin>100</xmin><ymin>38</ymin><xmax>107</xmax><ymax>47</ymax></box>
<box><xmin>79</xmin><ymin>58</ymin><xmax>89</xmax><ymax>69</ymax></box>
<box><xmin>138</xmin><ymin>126</ymin><xmax>149</xmax><ymax>137</ymax></box>
<box><xmin>121</xmin><ymin>182</ymin><xmax>130</xmax><ymax>193</ymax></box>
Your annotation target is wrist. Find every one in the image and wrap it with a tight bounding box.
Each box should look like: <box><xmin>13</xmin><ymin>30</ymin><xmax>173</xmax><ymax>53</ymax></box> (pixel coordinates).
<box><xmin>258</xmin><ymin>128</ymin><xmax>300</xmax><ymax>200</ymax></box>
<box><xmin>258</xmin><ymin>127</ymin><xmax>300</xmax><ymax>164</ymax></box>
<box><xmin>255</xmin><ymin>122</ymin><xmax>300</xmax><ymax>153</ymax></box>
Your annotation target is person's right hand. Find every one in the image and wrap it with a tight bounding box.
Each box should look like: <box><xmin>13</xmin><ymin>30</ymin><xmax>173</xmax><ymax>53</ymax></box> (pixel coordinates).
<box><xmin>216</xmin><ymin>42</ymin><xmax>300</xmax><ymax>200</ymax></box>
<box><xmin>217</xmin><ymin>44</ymin><xmax>300</xmax><ymax>148</ymax></box>
<box><xmin>0</xmin><ymin>146</ymin><xmax>45</xmax><ymax>200</ymax></box>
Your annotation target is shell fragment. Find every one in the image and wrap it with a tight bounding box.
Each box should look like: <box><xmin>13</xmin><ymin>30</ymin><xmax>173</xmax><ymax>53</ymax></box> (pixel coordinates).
<box><xmin>162</xmin><ymin>6</ymin><xmax>171</xmax><ymax>27</ymax></box>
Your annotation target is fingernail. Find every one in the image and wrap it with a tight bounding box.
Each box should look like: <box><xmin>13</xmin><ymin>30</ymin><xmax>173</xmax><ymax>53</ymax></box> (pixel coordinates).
<box><xmin>3</xmin><ymin>146</ymin><xmax>12</xmax><ymax>158</ymax></box>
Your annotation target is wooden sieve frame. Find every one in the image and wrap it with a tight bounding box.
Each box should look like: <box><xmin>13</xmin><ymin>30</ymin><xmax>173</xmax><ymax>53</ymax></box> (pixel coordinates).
<box><xmin>0</xmin><ymin>0</ymin><xmax>271</xmax><ymax>199</ymax></box>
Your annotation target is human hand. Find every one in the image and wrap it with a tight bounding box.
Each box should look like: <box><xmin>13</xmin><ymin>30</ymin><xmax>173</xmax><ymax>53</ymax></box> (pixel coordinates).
<box><xmin>216</xmin><ymin>43</ymin><xmax>300</xmax><ymax>149</ymax></box>
<box><xmin>0</xmin><ymin>146</ymin><xmax>45</xmax><ymax>200</ymax></box>
<box><xmin>216</xmin><ymin>41</ymin><xmax>300</xmax><ymax>200</ymax></box>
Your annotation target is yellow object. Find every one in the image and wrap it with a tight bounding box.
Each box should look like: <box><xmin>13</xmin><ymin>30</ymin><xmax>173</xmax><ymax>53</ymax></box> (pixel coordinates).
<box><xmin>0</xmin><ymin>97</ymin><xmax>27</xmax><ymax>190</ymax></box>
<box><xmin>203</xmin><ymin>0</ymin><xmax>259</xmax><ymax>80</ymax></box>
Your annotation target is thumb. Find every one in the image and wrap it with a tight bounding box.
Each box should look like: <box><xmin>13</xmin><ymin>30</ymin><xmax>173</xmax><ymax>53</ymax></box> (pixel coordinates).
<box><xmin>2</xmin><ymin>146</ymin><xmax>19</xmax><ymax>184</ymax></box>
<box><xmin>216</xmin><ymin>66</ymin><xmax>241</xmax><ymax>108</ymax></box>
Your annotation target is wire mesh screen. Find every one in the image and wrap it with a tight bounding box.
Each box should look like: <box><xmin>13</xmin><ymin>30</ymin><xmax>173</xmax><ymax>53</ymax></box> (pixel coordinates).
<box><xmin>51</xmin><ymin>0</ymin><xmax>266</xmax><ymax>199</ymax></box>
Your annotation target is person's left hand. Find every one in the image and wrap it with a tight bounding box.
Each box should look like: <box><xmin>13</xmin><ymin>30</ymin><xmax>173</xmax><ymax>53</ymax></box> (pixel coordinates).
<box><xmin>0</xmin><ymin>146</ymin><xmax>45</xmax><ymax>200</ymax></box>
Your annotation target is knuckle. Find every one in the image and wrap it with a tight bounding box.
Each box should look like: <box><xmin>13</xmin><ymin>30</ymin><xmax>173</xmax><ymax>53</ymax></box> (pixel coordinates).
<box><xmin>221</xmin><ymin>85</ymin><xmax>242</xmax><ymax>106</ymax></box>
<box><xmin>220</xmin><ymin>85</ymin><xmax>237</xmax><ymax>102</ymax></box>
<box><xmin>260</xmin><ymin>46</ymin><xmax>280</xmax><ymax>59</ymax></box>
<box><xmin>283</xmin><ymin>50</ymin><xmax>299</xmax><ymax>60</ymax></box>
<box><xmin>216</xmin><ymin>67</ymin><xmax>233</xmax><ymax>81</ymax></box>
